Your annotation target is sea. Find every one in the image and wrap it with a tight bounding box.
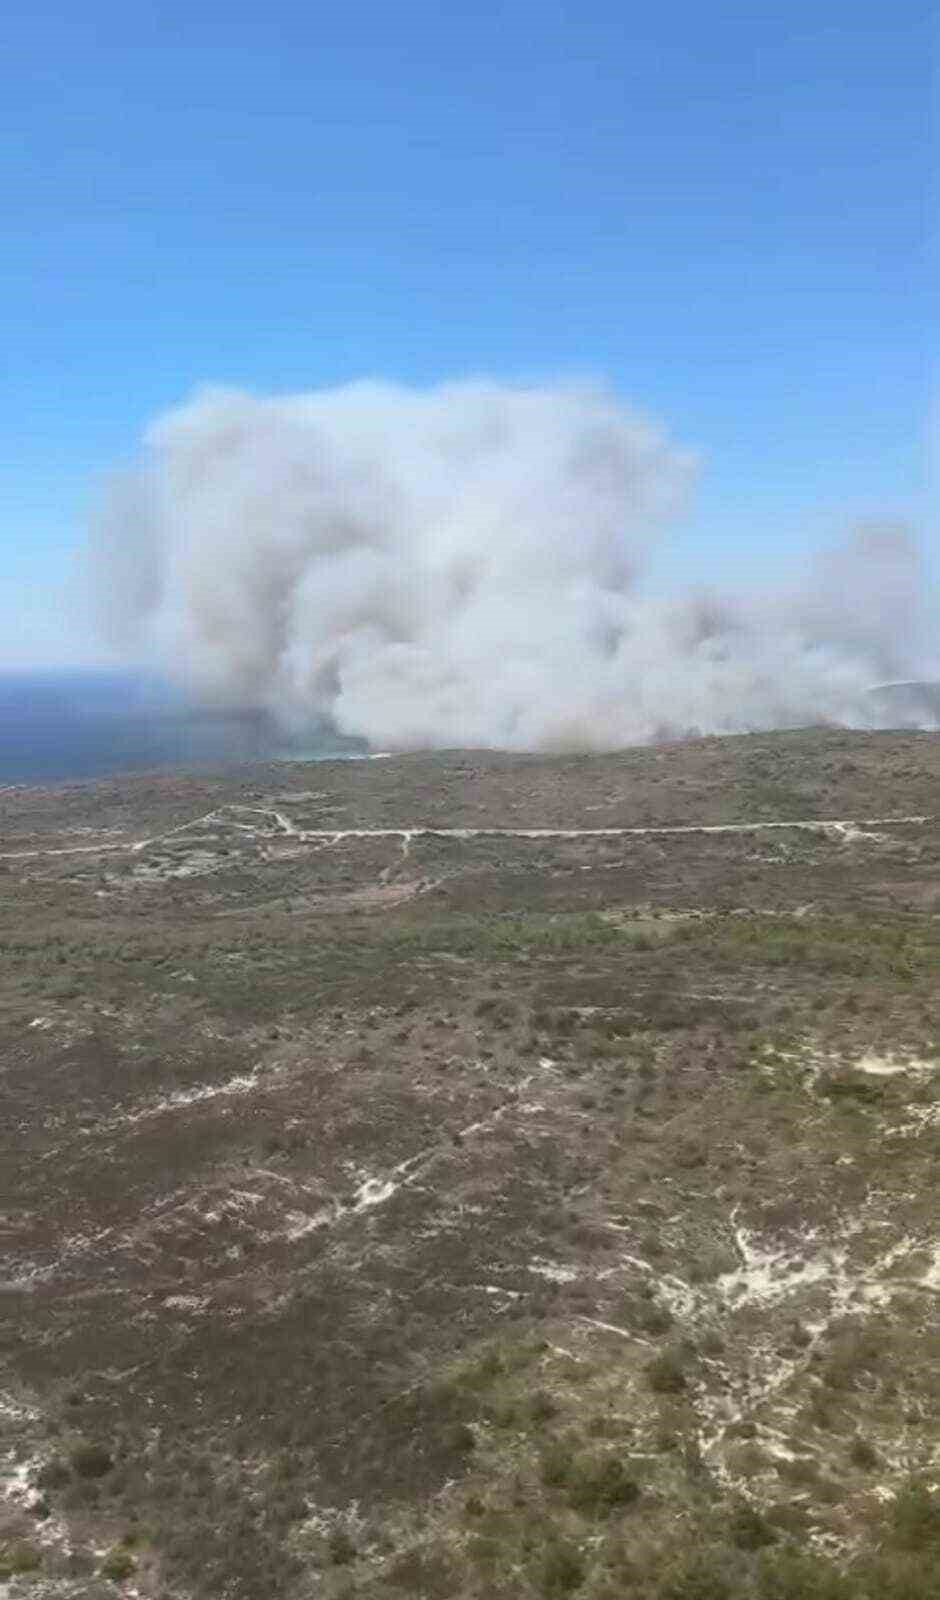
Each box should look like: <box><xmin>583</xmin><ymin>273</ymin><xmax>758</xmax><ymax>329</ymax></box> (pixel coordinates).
<box><xmin>0</xmin><ymin>671</ymin><xmax>365</xmax><ymax>785</ymax></box>
<box><xmin>5</xmin><ymin>672</ymin><xmax>937</xmax><ymax>788</ymax></box>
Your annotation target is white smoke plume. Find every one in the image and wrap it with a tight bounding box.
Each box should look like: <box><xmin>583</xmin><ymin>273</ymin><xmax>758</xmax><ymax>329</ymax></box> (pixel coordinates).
<box><xmin>92</xmin><ymin>380</ymin><xmax>936</xmax><ymax>751</ymax></box>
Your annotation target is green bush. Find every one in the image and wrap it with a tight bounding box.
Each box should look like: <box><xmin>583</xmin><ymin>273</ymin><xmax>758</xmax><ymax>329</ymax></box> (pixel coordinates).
<box><xmin>848</xmin><ymin>1435</ymin><xmax>879</xmax><ymax>1470</ymax></box>
<box><xmin>755</xmin><ymin>1546</ymin><xmax>854</xmax><ymax>1598</ymax></box>
<box><xmin>566</xmin><ymin>1452</ymin><xmax>640</xmax><ymax>1516</ymax></box>
<box><xmin>100</xmin><ymin>1546</ymin><xmax>137</xmax><ymax>1580</ymax></box>
<box><xmin>529</xmin><ymin>1389</ymin><xmax>559</xmax><ymax>1424</ymax></box>
<box><xmin>728</xmin><ymin>1499</ymin><xmax>776</xmax><ymax>1551</ymax></box>
<box><xmin>854</xmin><ymin>1552</ymin><xmax>940</xmax><ymax>1598</ymax></box>
<box><xmin>327</xmin><ymin>1526</ymin><xmax>357</xmax><ymax>1566</ymax></box>
<box><xmin>468</xmin><ymin>1532</ymin><xmax>502</xmax><ymax>1570</ymax></box>
<box><xmin>885</xmin><ymin>1478</ymin><xmax>940</xmax><ymax>1551</ymax></box>
<box><xmin>817</xmin><ymin>1070</ymin><xmax>883</xmax><ymax>1104</ymax></box>
<box><xmin>444</xmin><ymin>1421</ymin><xmax>476</xmax><ymax>1455</ymax></box>
<box><xmin>540</xmin><ymin>1440</ymin><xmax>573</xmax><ymax>1488</ymax></box>
<box><xmin>70</xmin><ymin>1441</ymin><xmax>114</xmax><ymax>1478</ymax></box>
<box><xmin>388</xmin><ymin>1544</ymin><xmax>459</xmax><ymax>1594</ymax></box>
<box><xmin>657</xmin><ymin>1547</ymin><xmax>735</xmax><ymax>1600</ymax></box>
<box><xmin>646</xmin><ymin>1348</ymin><xmax>687</xmax><ymax>1394</ymax></box>
<box><xmin>539</xmin><ymin>1536</ymin><xmax>586</xmax><ymax>1598</ymax></box>
<box><xmin>0</xmin><ymin>1542</ymin><xmax>42</xmax><ymax>1578</ymax></box>
<box><xmin>821</xmin><ymin>1324</ymin><xmax>882</xmax><ymax>1390</ymax></box>
<box><xmin>34</xmin><ymin>1455</ymin><xmax>71</xmax><ymax>1490</ymax></box>
<box><xmin>637</xmin><ymin>1302</ymin><xmax>673</xmax><ymax>1336</ymax></box>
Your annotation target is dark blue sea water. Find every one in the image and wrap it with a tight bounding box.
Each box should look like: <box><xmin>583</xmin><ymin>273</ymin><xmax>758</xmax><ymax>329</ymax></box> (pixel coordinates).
<box><xmin>0</xmin><ymin>672</ymin><xmax>362</xmax><ymax>784</ymax></box>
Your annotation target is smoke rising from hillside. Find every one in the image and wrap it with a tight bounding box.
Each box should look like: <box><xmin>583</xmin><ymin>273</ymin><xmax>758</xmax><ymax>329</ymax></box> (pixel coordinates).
<box><xmin>93</xmin><ymin>381</ymin><xmax>935</xmax><ymax>750</ymax></box>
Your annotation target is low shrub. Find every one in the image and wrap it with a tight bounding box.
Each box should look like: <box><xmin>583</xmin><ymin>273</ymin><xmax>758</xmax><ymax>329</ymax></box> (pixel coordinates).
<box><xmin>539</xmin><ymin>1536</ymin><xmax>586</xmax><ymax>1598</ymax></box>
<box><xmin>69</xmin><ymin>1441</ymin><xmax>114</xmax><ymax>1479</ymax></box>
<box><xmin>100</xmin><ymin>1546</ymin><xmax>137</xmax><ymax>1580</ymax></box>
<box><xmin>327</xmin><ymin>1526</ymin><xmax>357</xmax><ymax>1566</ymax></box>
<box><xmin>646</xmin><ymin>1348</ymin><xmax>688</xmax><ymax>1394</ymax></box>
<box><xmin>728</xmin><ymin>1499</ymin><xmax>776</xmax><ymax>1551</ymax></box>
<box><xmin>885</xmin><ymin>1477</ymin><xmax>940</xmax><ymax>1551</ymax></box>
<box><xmin>566</xmin><ymin>1452</ymin><xmax>640</xmax><ymax>1516</ymax></box>
<box><xmin>0</xmin><ymin>1542</ymin><xmax>42</xmax><ymax>1578</ymax></box>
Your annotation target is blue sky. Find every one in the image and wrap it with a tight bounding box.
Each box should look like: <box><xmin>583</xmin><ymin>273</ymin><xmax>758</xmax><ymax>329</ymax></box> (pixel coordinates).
<box><xmin>1</xmin><ymin>0</ymin><xmax>930</xmax><ymax>666</ymax></box>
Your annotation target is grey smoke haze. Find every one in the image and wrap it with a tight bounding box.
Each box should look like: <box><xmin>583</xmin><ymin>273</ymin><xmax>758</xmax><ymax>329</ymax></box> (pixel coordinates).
<box><xmin>93</xmin><ymin>380</ymin><xmax>936</xmax><ymax>751</ymax></box>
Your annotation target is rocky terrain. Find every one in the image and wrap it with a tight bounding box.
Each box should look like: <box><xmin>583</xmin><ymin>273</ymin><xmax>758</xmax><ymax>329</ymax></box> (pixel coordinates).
<box><xmin>1</xmin><ymin>729</ymin><xmax>939</xmax><ymax>1598</ymax></box>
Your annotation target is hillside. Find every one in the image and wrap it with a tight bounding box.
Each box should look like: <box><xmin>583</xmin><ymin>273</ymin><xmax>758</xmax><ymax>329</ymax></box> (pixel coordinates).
<box><xmin>1</xmin><ymin>729</ymin><xmax>939</xmax><ymax>1598</ymax></box>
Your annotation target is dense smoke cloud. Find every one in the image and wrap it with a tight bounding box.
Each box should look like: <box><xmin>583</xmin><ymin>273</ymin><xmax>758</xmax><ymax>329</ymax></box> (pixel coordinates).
<box><xmin>92</xmin><ymin>380</ymin><xmax>936</xmax><ymax>750</ymax></box>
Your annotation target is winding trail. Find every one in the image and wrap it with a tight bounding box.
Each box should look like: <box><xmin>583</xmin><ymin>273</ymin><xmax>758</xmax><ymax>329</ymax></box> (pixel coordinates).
<box><xmin>0</xmin><ymin>810</ymin><xmax>929</xmax><ymax>862</ymax></box>
<box><xmin>237</xmin><ymin>812</ymin><xmax>930</xmax><ymax>845</ymax></box>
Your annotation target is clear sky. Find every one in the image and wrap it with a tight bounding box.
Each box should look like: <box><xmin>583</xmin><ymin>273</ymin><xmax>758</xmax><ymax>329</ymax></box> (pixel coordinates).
<box><xmin>1</xmin><ymin>0</ymin><xmax>931</xmax><ymax>667</ymax></box>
